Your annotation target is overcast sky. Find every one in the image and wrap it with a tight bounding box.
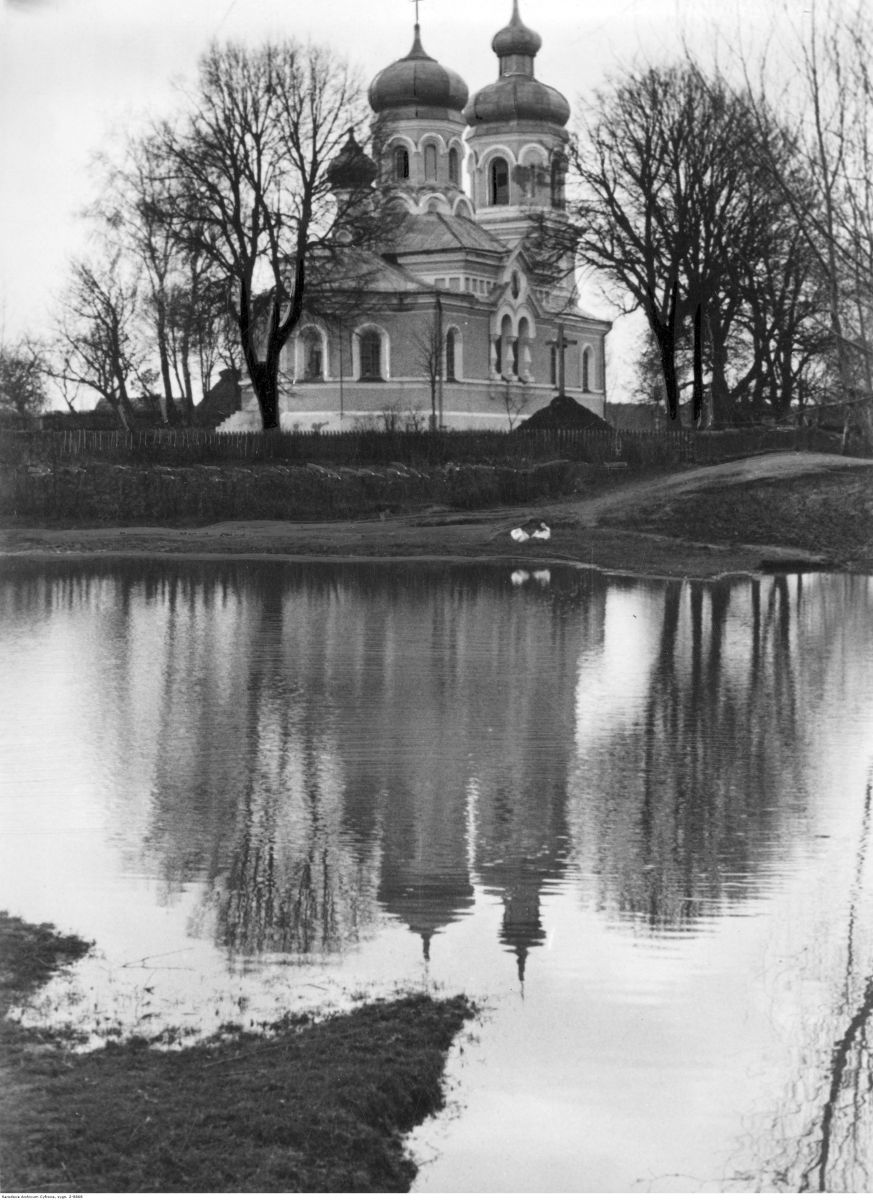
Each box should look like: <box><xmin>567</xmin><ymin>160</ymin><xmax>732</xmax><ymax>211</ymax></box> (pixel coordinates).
<box><xmin>0</xmin><ymin>0</ymin><xmax>784</xmax><ymax>396</ymax></box>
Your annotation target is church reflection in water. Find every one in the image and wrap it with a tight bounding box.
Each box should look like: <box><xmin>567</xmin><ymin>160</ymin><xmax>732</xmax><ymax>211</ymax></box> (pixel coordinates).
<box><xmin>6</xmin><ymin>558</ymin><xmax>873</xmax><ymax>1190</ymax></box>
<box><xmin>5</xmin><ymin>560</ymin><xmax>870</xmax><ymax>985</ymax></box>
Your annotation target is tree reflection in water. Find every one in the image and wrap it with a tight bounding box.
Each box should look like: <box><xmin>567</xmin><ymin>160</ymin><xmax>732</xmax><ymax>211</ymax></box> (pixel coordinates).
<box><xmin>568</xmin><ymin>574</ymin><xmax>813</xmax><ymax>934</ymax></box>
<box><xmin>793</xmin><ymin>765</ymin><xmax>873</xmax><ymax>1194</ymax></box>
<box><xmin>1</xmin><ymin>560</ymin><xmax>849</xmax><ymax>964</ymax></box>
<box><xmin>9</xmin><ymin>559</ymin><xmax>873</xmax><ymax>1189</ymax></box>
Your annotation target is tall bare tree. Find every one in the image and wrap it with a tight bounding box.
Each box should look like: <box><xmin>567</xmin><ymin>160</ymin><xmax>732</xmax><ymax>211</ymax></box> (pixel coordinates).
<box><xmin>739</xmin><ymin>1</ymin><xmax>873</xmax><ymax>410</ymax></box>
<box><xmin>98</xmin><ymin>133</ymin><xmax>237</xmax><ymax>426</ymax></box>
<box><xmin>49</xmin><ymin>251</ymin><xmax>150</xmax><ymax>431</ymax></box>
<box><xmin>539</xmin><ymin>66</ymin><xmax>698</xmax><ymax>420</ymax></box>
<box><xmin>535</xmin><ymin>62</ymin><xmax>826</xmax><ymax>424</ymax></box>
<box><xmin>411</xmin><ymin>313</ymin><xmax>444</xmax><ymax>432</ymax></box>
<box><xmin>151</xmin><ymin>41</ymin><xmax>380</xmax><ymax>430</ymax></box>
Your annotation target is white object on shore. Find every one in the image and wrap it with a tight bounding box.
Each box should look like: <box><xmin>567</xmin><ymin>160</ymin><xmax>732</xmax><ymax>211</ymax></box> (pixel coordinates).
<box><xmin>511</xmin><ymin>521</ymin><xmax>551</xmax><ymax>542</ymax></box>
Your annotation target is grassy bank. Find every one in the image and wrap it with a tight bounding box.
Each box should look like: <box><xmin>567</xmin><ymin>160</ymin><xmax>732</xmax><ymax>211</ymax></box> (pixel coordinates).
<box><xmin>2</xmin><ymin>453</ymin><xmax>872</xmax><ymax>578</ymax></box>
<box><xmin>2</xmin><ymin>425</ymin><xmax>854</xmax><ymax>527</ymax></box>
<box><xmin>0</xmin><ymin>913</ymin><xmax>474</xmax><ymax>1193</ymax></box>
<box><xmin>629</xmin><ymin>466</ymin><xmax>873</xmax><ymax>566</ymax></box>
<box><xmin>1</xmin><ymin>456</ymin><xmax>594</xmax><ymax>524</ymax></box>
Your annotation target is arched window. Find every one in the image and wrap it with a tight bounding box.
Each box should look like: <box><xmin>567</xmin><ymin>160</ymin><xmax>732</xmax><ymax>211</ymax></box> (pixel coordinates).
<box><xmin>490</xmin><ymin>157</ymin><xmax>509</xmax><ymax>206</ymax></box>
<box><xmin>517</xmin><ymin>316</ymin><xmax>531</xmax><ymax>381</ymax></box>
<box><xmin>301</xmin><ymin>329</ymin><xmax>324</xmax><ymax>381</ymax></box>
<box><xmin>550</xmin><ymin>157</ymin><xmax>566</xmax><ymax>210</ymax></box>
<box><xmin>359</xmin><ymin>329</ymin><xmax>382</xmax><ymax>381</ymax></box>
<box><xmin>582</xmin><ymin>346</ymin><xmax>591</xmax><ymax>392</ymax></box>
<box><xmin>496</xmin><ymin>314</ymin><xmax>513</xmax><ymax>377</ymax></box>
<box><xmin>424</xmin><ymin>143</ymin><xmax>438</xmax><ymax>180</ymax></box>
<box><xmin>393</xmin><ymin>146</ymin><xmax>409</xmax><ymax>181</ymax></box>
<box><xmin>446</xmin><ymin>329</ymin><xmax>457</xmax><ymax>381</ymax></box>
<box><xmin>448</xmin><ymin>147</ymin><xmax>460</xmax><ymax>185</ymax></box>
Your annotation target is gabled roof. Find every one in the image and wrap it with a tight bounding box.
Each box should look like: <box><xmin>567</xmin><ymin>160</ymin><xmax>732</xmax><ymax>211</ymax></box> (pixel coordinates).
<box><xmin>390</xmin><ymin>212</ymin><xmax>506</xmax><ymax>256</ymax></box>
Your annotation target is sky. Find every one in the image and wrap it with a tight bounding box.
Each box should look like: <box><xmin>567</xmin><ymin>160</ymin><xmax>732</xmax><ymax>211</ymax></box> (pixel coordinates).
<box><xmin>0</xmin><ymin>0</ymin><xmax>785</xmax><ymax>401</ymax></box>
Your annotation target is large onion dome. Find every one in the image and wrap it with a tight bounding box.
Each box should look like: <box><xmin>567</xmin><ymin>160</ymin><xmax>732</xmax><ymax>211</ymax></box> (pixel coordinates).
<box><xmin>326</xmin><ymin>129</ymin><xmax>377</xmax><ymax>191</ymax></box>
<box><xmin>465</xmin><ymin>1</ymin><xmax>570</xmax><ymax>129</ymax></box>
<box><xmin>368</xmin><ymin>25</ymin><xmax>469</xmax><ymax>114</ymax></box>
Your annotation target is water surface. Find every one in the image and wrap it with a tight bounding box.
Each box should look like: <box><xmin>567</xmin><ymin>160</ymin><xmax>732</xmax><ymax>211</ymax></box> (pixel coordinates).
<box><xmin>2</xmin><ymin>559</ymin><xmax>873</xmax><ymax>1191</ymax></box>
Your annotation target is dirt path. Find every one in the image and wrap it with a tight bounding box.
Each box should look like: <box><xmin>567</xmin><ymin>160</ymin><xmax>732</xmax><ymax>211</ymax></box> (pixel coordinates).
<box><xmin>2</xmin><ymin>452</ymin><xmax>871</xmax><ymax>579</ymax></box>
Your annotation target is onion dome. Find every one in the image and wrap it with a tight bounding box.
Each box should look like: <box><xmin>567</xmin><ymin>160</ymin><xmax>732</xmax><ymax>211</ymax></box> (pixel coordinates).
<box><xmin>491</xmin><ymin>0</ymin><xmax>542</xmax><ymax>58</ymax></box>
<box><xmin>369</xmin><ymin>24</ymin><xmax>469</xmax><ymax>114</ymax></box>
<box><xmin>326</xmin><ymin>128</ymin><xmax>377</xmax><ymax>191</ymax></box>
<box><xmin>465</xmin><ymin>77</ymin><xmax>570</xmax><ymax>127</ymax></box>
<box><xmin>465</xmin><ymin>1</ymin><xmax>570</xmax><ymax>129</ymax></box>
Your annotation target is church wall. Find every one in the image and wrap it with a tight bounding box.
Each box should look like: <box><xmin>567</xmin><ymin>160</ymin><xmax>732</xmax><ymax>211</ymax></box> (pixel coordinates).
<box><xmin>249</xmin><ymin>302</ymin><xmax>608</xmax><ymax>435</ymax></box>
<box><xmin>223</xmin><ymin>375</ymin><xmax>606</xmax><ymax>433</ymax></box>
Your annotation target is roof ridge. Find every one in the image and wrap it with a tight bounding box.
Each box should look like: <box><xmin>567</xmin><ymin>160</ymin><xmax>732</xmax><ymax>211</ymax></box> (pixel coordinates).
<box><xmin>434</xmin><ymin>210</ymin><xmax>463</xmax><ymax>246</ymax></box>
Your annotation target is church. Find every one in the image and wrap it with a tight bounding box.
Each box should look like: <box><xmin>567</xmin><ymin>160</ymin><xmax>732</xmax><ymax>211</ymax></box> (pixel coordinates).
<box><xmin>223</xmin><ymin>2</ymin><xmax>611</xmax><ymax>432</ymax></box>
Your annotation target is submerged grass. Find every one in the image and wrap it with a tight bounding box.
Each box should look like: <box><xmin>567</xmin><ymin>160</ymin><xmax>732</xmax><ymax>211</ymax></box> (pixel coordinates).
<box><xmin>0</xmin><ymin>913</ymin><xmax>474</xmax><ymax>1193</ymax></box>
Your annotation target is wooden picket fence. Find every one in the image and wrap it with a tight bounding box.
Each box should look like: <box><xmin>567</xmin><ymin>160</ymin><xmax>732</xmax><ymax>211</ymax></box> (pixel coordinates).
<box><xmin>2</xmin><ymin>424</ymin><xmax>846</xmax><ymax>469</ymax></box>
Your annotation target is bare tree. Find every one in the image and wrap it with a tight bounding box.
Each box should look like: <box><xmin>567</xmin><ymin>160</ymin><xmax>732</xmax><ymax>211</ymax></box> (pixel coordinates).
<box><xmin>540</xmin><ymin>66</ymin><xmax>696</xmax><ymax>420</ymax></box>
<box><xmin>490</xmin><ymin>376</ymin><xmax>531</xmax><ymax>431</ymax></box>
<box><xmin>98</xmin><ymin>133</ymin><xmax>244</xmax><ymax>426</ymax></box>
<box><xmin>0</xmin><ymin>339</ymin><xmax>48</xmax><ymax>419</ymax></box>
<box><xmin>412</xmin><ymin>314</ymin><xmax>443</xmax><ymax>432</ymax></box>
<box><xmin>96</xmin><ymin>136</ymin><xmax>180</xmax><ymax>424</ymax></box>
<box><xmin>738</xmin><ymin>1</ymin><xmax>873</xmax><ymax>411</ymax></box>
<box><xmin>537</xmin><ymin>62</ymin><xmax>828</xmax><ymax>425</ymax></box>
<box><xmin>49</xmin><ymin>252</ymin><xmax>151</xmax><ymax>431</ymax></box>
<box><xmin>152</xmin><ymin>41</ymin><xmax>380</xmax><ymax>430</ymax></box>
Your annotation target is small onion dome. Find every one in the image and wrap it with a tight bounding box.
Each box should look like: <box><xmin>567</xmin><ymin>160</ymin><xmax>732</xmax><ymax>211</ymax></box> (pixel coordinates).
<box><xmin>491</xmin><ymin>0</ymin><xmax>542</xmax><ymax>58</ymax></box>
<box><xmin>464</xmin><ymin>76</ymin><xmax>570</xmax><ymax>128</ymax></box>
<box><xmin>369</xmin><ymin>24</ymin><xmax>469</xmax><ymax>114</ymax></box>
<box><xmin>326</xmin><ymin>129</ymin><xmax>377</xmax><ymax>191</ymax></box>
<box><xmin>465</xmin><ymin>1</ymin><xmax>569</xmax><ymax>129</ymax></box>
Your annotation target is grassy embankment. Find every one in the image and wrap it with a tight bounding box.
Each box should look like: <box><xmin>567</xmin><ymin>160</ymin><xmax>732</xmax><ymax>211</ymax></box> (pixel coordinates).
<box><xmin>0</xmin><ymin>426</ymin><xmax>688</xmax><ymax>525</ymax></box>
<box><xmin>0</xmin><ymin>913</ymin><xmax>473</xmax><ymax>1193</ymax></box>
<box><xmin>628</xmin><ymin>467</ymin><xmax>873</xmax><ymax>567</ymax></box>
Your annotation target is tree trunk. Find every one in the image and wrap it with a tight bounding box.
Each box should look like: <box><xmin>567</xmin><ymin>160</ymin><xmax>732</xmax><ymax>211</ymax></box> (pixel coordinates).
<box><xmin>709</xmin><ymin>323</ymin><xmax>729</xmax><ymax>427</ymax></box>
<box><xmin>156</xmin><ymin>302</ymin><xmax>174</xmax><ymax>424</ymax></box>
<box><xmin>179</xmin><ymin>326</ymin><xmax>195</xmax><ymax>426</ymax></box>
<box><xmin>649</xmin><ymin>279</ymin><xmax>680</xmax><ymax>420</ymax></box>
<box><xmin>250</xmin><ymin>361</ymin><xmax>280</xmax><ymax>430</ymax></box>
<box><xmin>181</xmin><ymin>357</ymin><xmax>195</xmax><ymax>426</ymax></box>
<box><xmin>774</xmin><ymin>350</ymin><xmax>793</xmax><ymax>419</ymax></box>
<box><xmin>111</xmin><ymin>397</ymin><xmax>133</xmax><ymax>433</ymax></box>
<box><xmin>692</xmin><ymin>302</ymin><xmax>704</xmax><ymax>425</ymax></box>
<box><xmin>118</xmin><ymin>378</ymin><xmax>137</xmax><ymax>430</ymax></box>
<box><xmin>238</xmin><ymin>280</ymin><xmax>284</xmax><ymax>432</ymax></box>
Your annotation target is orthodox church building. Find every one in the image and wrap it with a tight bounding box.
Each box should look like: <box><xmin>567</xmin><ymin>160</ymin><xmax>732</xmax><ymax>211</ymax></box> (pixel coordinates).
<box><xmin>225</xmin><ymin>2</ymin><xmax>611</xmax><ymax>432</ymax></box>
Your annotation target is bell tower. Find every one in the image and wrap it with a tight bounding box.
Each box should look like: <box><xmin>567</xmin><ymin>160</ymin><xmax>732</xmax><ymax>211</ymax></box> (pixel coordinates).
<box><xmin>464</xmin><ymin>1</ymin><xmax>570</xmax><ymax>242</ymax></box>
<box><xmin>368</xmin><ymin>19</ymin><xmax>470</xmax><ymax>215</ymax></box>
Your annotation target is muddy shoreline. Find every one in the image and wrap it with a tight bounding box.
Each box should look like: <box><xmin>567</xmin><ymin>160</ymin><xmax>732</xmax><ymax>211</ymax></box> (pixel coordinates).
<box><xmin>0</xmin><ymin>913</ymin><xmax>474</xmax><ymax>1193</ymax></box>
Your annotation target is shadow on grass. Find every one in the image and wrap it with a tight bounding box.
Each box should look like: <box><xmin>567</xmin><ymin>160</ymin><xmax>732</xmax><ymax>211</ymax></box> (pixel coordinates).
<box><xmin>0</xmin><ymin>912</ymin><xmax>475</xmax><ymax>1193</ymax></box>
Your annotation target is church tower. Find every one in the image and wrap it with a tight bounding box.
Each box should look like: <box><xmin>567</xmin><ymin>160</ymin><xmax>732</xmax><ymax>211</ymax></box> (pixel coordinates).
<box><xmin>464</xmin><ymin>1</ymin><xmax>570</xmax><ymax>243</ymax></box>
<box><xmin>368</xmin><ymin>21</ymin><xmax>472</xmax><ymax>216</ymax></box>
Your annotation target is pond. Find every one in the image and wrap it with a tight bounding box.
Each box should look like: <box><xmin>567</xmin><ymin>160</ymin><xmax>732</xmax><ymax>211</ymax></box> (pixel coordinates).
<box><xmin>2</xmin><ymin>558</ymin><xmax>873</xmax><ymax>1192</ymax></box>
